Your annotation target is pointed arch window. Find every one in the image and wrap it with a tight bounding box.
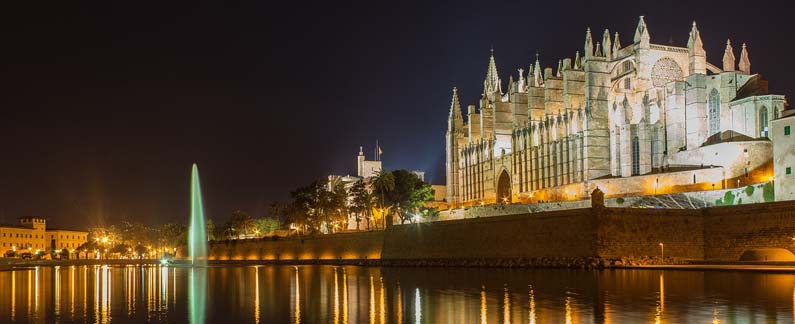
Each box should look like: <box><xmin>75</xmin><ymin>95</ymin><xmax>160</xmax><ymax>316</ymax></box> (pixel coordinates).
<box><xmin>759</xmin><ymin>106</ymin><xmax>769</xmax><ymax>138</ymax></box>
<box><xmin>632</xmin><ymin>136</ymin><xmax>640</xmax><ymax>176</ymax></box>
<box><xmin>708</xmin><ymin>89</ymin><xmax>721</xmax><ymax>136</ymax></box>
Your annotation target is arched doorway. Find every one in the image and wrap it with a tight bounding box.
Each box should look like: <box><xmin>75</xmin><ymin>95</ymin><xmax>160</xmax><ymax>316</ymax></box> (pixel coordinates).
<box><xmin>497</xmin><ymin>170</ymin><xmax>511</xmax><ymax>204</ymax></box>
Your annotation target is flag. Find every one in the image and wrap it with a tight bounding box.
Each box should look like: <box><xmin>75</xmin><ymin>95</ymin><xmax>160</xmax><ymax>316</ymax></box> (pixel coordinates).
<box><xmin>378</xmin><ymin>147</ymin><xmax>383</xmax><ymax>156</ymax></box>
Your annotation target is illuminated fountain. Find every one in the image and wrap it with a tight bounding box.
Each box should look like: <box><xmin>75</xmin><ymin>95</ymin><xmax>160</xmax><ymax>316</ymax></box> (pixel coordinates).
<box><xmin>189</xmin><ymin>163</ymin><xmax>208</xmax><ymax>267</ymax></box>
<box><xmin>188</xmin><ymin>163</ymin><xmax>208</xmax><ymax>324</ymax></box>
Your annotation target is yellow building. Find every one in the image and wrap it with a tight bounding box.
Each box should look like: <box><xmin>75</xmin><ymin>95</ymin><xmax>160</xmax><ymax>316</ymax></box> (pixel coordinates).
<box><xmin>0</xmin><ymin>216</ymin><xmax>87</xmax><ymax>257</ymax></box>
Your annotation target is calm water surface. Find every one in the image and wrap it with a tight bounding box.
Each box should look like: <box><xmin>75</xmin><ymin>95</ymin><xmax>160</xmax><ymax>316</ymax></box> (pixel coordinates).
<box><xmin>0</xmin><ymin>264</ymin><xmax>793</xmax><ymax>323</ymax></box>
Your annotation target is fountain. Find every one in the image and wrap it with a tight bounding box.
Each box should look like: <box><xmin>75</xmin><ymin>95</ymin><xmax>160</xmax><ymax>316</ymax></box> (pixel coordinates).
<box><xmin>188</xmin><ymin>163</ymin><xmax>208</xmax><ymax>324</ymax></box>
<box><xmin>189</xmin><ymin>163</ymin><xmax>208</xmax><ymax>267</ymax></box>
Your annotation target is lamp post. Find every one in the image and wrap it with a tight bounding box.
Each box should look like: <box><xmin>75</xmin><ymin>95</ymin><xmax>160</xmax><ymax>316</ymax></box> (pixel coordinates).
<box><xmin>659</xmin><ymin>242</ymin><xmax>664</xmax><ymax>262</ymax></box>
<box><xmin>654</xmin><ymin>178</ymin><xmax>659</xmax><ymax>195</ymax></box>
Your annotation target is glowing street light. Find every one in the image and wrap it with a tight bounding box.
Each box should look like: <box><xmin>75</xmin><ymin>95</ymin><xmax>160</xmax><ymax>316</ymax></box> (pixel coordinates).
<box><xmin>659</xmin><ymin>242</ymin><xmax>664</xmax><ymax>261</ymax></box>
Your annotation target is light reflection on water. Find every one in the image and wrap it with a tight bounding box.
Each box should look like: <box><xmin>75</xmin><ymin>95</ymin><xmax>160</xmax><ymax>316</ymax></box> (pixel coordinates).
<box><xmin>0</xmin><ymin>265</ymin><xmax>794</xmax><ymax>323</ymax></box>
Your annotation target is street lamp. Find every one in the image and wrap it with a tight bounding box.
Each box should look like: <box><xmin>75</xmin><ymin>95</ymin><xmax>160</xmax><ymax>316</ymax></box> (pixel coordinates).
<box><xmin>654</xmin><ymin>178</ymin><xmax>659</xmax><ymax>195</ymax></box>
<box><xmin>659</xmin><ymin>242</ymin><xmax>664</xmax><ymax>261</ymax></box>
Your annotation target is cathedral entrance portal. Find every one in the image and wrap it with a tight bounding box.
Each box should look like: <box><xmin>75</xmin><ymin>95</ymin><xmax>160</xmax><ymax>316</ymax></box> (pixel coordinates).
<box><xmin>497</xmin><ymin>170</ymin><xmax>511</xmax><ymax>204</ymax></box>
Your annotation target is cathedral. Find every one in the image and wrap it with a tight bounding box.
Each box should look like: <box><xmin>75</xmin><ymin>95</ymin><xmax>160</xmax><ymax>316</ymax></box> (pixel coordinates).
<box><xmin>445</xmin><ymin>17</ymin><xmax>787</xmax><ymax>206</ymax></box>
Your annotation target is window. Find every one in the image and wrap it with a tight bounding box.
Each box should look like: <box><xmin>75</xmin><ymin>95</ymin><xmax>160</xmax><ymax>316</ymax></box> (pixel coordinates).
<box><xmin>709</xmin><ymin>89</ymin><xmax>721</xmax><ymax>136</ymax></box>
<box><xmin>632</xmin><ymin>136</ymin><xmax>640</xmax><ymax>176</ymax></box>
<box><xmin>624</xmin><ymin>78</ymin><xmax>631</xmax><ymax>89</ymax></box>
<box><xmin>786</xmin><ymin>126</ymin><xmax>791</xmax><ymax>136</ymax></box>
<box><xmin>788</xmin><ymin>167</ymin><xmax>792</xmax><ymax>175</ymax></box>
<box><xmin>622</xmin><ymin>60</ymin><xmax>632</xmax><ymax>73</ymax></box>
<box><xmin>759</xmin><ymin>106</ymin><xmax>769</xmax><ymax>138</ymax></box>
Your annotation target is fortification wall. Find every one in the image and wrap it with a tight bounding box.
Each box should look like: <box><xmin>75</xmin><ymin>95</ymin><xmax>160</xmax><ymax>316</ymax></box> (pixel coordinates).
<box><xmin>206</xmin><ymin>201</ymin><xmax>795</xmax><ymax>265</ymax></box>
<box><xmin>381</xmin><ymin>208</ymin><xmax>596</xmax><ymax>260</ymax></box>
<box><xmin>595</xmin><ymin>208</ymin><xmax>705</xmax><ymax>259</ymax></box>
<box><xmin>704</xmin><ymin>201</ymin><xmax>795</xmax><ymax>260</ymax></box>
<box><xmin>207</xmin><ymin>231</ymin><xmax>384</xmax><ymax>261</ymax></box>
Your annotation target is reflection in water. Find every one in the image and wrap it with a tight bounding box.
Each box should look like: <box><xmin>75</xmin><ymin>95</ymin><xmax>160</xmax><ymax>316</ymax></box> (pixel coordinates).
<box><xmin>71</xmin><ymin>266</ymin><xmax>75</xmax><ymax>320</ymax></box>
<box><xmin>55</xmin><ymin>266</ymin><xmax>60</xmax><ymax>317</ymax></box>
<box><xmin>380</xmin><ymin>277</ymin><xmax>385</xmax><ymax>324</ymax></box>
<box><xmin>480</xmin><ymin>286</ymin><xmax>487</xmax><ymax>324</ymax></box>
<box><xmin>369</xmin><ymin>276</ymin><xmax>375</xmax><ymax>324</ymax></box>
<box><xmin>656</xmin><ymin>272</ymin><xmax>665</xmax><ymax>324</ymax></box>
<box><xmin>10</xmin><ymin>271</ymin><xmax>15</xmax><ymax>321</ymax></box>
<box><xmin>291</xmin><ymin>266</ymin><xmax>301</xmax><ymax>324</ymax></box>
<box><xmin>565</xmin><ymin>294</ymin><xmax>572</xmax><ymax>324</ymax></box>
<box><xmin>414</xmin><ymin>288</ymin><xmax>421</xmax><ymax>324</ymax></box>
<box><xmin>189</xmin><ymin>267</ymin><xmax>207</xmax><ymax>324</ymax></box>
<box><xmin>503</xmin><ymin>286</ymin><xmax>511</xmax><ymax>324</ymax></box>
<box><xmin>343</xmin><ymin>268</ymin><xmax>348</xmax><ymax>324</ymax></box>
<box><xmin>396</xmin><ymin>282</ymin><xmax>402</xmax><ymax>324</ymax></box>
<box><xmin>255</xmin><ymin>266</ymin><xmax>260</xmax><ymax>324</ymax></box>
<box><xmin>333</xmin><ymin>268</ymin><xmax>338</xmax><ymax>324</ymax></box>
<box><xmin>0</xmin><ymin>265</ymin><xmax>795</xmax><ymax>323</ymax></box>
<box><xmin>529</xmin><ymin>285</ymin><xmax>536</xmax><ymax>324</ymax></box>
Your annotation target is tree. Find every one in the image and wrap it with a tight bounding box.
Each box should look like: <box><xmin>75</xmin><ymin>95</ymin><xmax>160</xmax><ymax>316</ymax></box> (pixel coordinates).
<box><xmin>327</xmin><ymin>181</ymin><xmax>349</xmax><ymax>233</ymax></box>
<box><xmin>349</xmin><ymin>180</ymin><xmax>373</xmax><ymax>230</ymax></box>
<box><xmin>159</xmin><ymin>223</ymin><xmax>187</xmax><ymax>249</ymax></box>
<box><xmin>370</xmin><ymin>170</ymin><xmax>436</xmax><ymax>224</ymax></box>
<box><xmin>229</xmin><ymin>210</ymin><xmax>256</xmax><ymax>238</ymax></box>
<box><xmin>205</xmin><ymin>218</ymin><xmax>216</xmax><ymax>241</ymax></box>
<box><xmin>253</xmin><ymin>217</ymin><xmax>280</xmax><ymax>235</ymax></box>
<box><xmin>372</xmin><ymin>170</ymin><xmax>395</xmax><ymax>228</ymax></box>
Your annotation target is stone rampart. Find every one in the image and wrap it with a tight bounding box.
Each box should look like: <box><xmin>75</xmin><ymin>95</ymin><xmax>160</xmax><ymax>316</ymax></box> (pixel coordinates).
<box><xmin>206</xmin><ymin>201</ymin><xmax>795</xmax><ymax>265</ymax></box>
<box><xmin>704</xmin><ymin>201</ymin><xmax>795</xmax><ymax>260</ymax></box>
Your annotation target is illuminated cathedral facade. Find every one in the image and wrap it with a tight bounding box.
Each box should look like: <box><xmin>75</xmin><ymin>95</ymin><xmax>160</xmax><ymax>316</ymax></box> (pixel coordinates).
<box><xmin>445</xmin><ymin>17</ymin><xmax>787</xmax><ymax>205</ymax></box>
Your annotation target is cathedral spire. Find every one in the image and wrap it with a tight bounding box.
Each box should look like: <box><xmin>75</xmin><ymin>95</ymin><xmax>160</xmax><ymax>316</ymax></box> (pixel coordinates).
<box><xmin>483</xmin><ymin>49</ymin><xmax>502</xmax><ymax>96</ymax></box>
<box><xmin>723</xmin><ymin>39</ymin><xmax>735</xmax><ymax>71</ymax></box>
<box><xmin>739</xmin><ymin>43</ymin><xmax>751</xmax><ymax>74</ymax></box>
<box><xmin>574</xmin><ymin>51</ymin><xmax>581</xmax><ymax>69</ymax></box>
<box><xmin>584</xmin><ymin>27</ymin><xmax>594</xmax><ymax>58</ymax></box>
<box><xmin>602</xmin><ymin>29</ymin><xmax>612</xmax><ymax>59</ymax></box>
<box><xmin>517</xmin><ymin>68</ymin><xmax>526</xmax><ymax>93</ymax></box>
<box><xmin>594</xmin><ymin>42</ymin><xmax>603</xmax><ymax>57</ymax></box>
<box><xmin>612</xmin><ymin>32</ymin><xmax>621</xmax><ymax>55</ymax></box>
<box><xmin>634</xmin><ymin>16</ymin><xmax>650</xmax><ymax>48</ymax></box>
<box><xmin>449</xmin><ymin>87</ymin><xmax>464</xmax><ymax>129</ymax></box>
<box><xmin>556</xmin><ymin>59</ymin><xmax>562</xmax><ymax>77</ymax></box>
<box><xmin>687</xmin><ymin>21</ymin><xmax>706</xmax><ymax>75</ymax></box>
<box><xmin>533</xmin><ymin>53</ymin><xmax>542</xmax><ymax>87</ymax></box>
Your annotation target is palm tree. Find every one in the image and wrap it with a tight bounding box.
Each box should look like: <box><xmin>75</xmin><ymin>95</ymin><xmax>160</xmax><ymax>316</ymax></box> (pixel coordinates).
<box><xmin>371</xmin><ymin>170</ymin><xmax>395</xmax><ymax>229</ymax></box>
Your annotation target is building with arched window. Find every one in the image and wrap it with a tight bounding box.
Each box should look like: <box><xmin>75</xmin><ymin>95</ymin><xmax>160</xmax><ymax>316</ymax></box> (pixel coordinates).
<box><xmin>445</xmin><ymin>16</ymin><xmax>787</xmax><ymax>206</ymax></box>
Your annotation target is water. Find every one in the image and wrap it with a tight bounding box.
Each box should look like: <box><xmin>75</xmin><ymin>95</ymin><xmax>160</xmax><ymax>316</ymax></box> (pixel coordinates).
<box><xmin>189</xmin><ymin>164</ymin><xmax>207</xmax><ymax>267</ymax></box>
<box><xmin>0</xmin><ymin>265</ymin><xmax>794</xmax><ymax>323</ymax></box>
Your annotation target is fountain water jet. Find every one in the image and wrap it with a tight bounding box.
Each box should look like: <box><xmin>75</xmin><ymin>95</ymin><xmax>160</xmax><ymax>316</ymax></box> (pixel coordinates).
<box><xmin>189</xmin><ymin>163</ymin><xmax>208</xmax><ymax>267</ymax></box>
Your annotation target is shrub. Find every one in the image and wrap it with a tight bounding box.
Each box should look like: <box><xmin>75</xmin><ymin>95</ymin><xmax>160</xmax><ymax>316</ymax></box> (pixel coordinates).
<box><xmin>763</xmin><ymin>182</ymin><xmax>775</xmax><ymax>202</ymax></box>
<box><xmin>723</xmin><ymin>191</ymin><xmax>735</xmax><ymax>205</ymax></box>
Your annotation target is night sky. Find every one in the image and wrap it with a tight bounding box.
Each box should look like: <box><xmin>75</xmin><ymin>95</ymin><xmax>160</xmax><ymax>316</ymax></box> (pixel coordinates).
<box><xmin>1</xmin><ymin>0</ymin><xmax>792</xmax><ymax>229</ymax></box>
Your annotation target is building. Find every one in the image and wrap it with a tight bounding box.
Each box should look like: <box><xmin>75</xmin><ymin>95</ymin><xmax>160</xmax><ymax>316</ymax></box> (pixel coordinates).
<box><xmin>0</xmin><ymin>216</ymin><xmax>88</xmax><ymax>257</ymax></box>
<box><xmin>446</xmin><ymin>17</ymin><xmax>786</xmax><ymax>206</ymax></box>
<box><xmin>773</xmin><ymin>109</ymin><xmax>795</xmax><ymax>201</ymax></box>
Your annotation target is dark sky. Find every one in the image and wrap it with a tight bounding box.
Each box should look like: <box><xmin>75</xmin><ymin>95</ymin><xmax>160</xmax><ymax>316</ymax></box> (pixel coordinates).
<box><xmin>0</xmin><ymin>0</ymin><xmax>792</xmax><ymax>229</ymax></box>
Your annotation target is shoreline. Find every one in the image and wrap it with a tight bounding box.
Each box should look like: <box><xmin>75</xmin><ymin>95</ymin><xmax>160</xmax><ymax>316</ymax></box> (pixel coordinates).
<box><xmin>3</xmin><ymin>258</ymin><xmax>795</xmax><ymax>273</ymax></box>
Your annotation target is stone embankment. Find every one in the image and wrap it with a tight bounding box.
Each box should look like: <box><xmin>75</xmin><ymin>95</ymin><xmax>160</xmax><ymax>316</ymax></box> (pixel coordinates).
<box><xmin>206</xmin><ymin>200</ymin><xmax>795</xmax><ymax>268</ymax></box>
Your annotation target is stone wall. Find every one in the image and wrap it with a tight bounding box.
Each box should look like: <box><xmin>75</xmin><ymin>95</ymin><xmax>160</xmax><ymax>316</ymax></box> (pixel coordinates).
<box><xmin>206</xmin><ymin>201</ymin><xmax>795</xmax><ymax>265</ymax></box>
<box><xmin>595</xmin><ymin>208</ymin><xmax>705</xmax><ymax>259</ymax></box>
<box><xmin>382</xmin><ymin>209</ymin><xmax>596</xmax><ymax>260</ymax></box>
<box><xmin>704</xmin><ymin>201</ymin><xmax>795</xmax><ymax>260</ymax></box>
<box><xmin>207</xmin><ymin>231</ymin><xmax>384</xmax><ymax>261</ymax></box>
